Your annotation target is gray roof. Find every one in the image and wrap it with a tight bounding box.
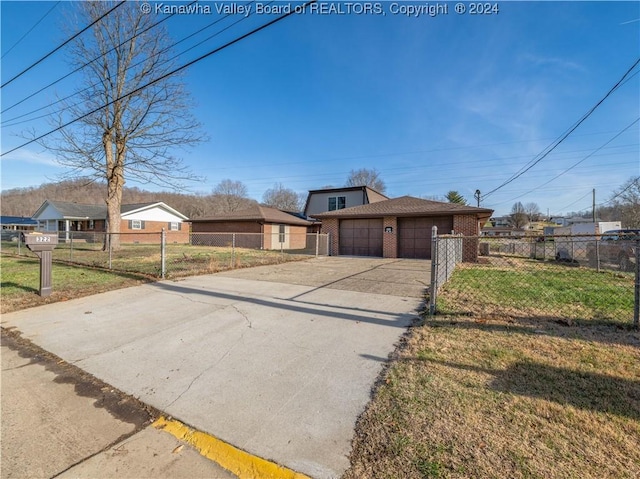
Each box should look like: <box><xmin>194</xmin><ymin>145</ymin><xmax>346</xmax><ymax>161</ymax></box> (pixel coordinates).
<box><xmin>313</xmin><ymin>196</ymin><xmax>494</xmax><ymax>219</ymax></box>
<box><xmin>44</xmin><ymin>200</ymin><xmax>107</xmax><ymax>219</ymax></box>
<box><xmin>33</xmin><ymin>200</ymin><xmax>186</xmax><ymax>220</ymax></box>
<box><xmin>191</xmin><ymin>205</ymin><xmax>312</xmax><ymax>226</ymax></box>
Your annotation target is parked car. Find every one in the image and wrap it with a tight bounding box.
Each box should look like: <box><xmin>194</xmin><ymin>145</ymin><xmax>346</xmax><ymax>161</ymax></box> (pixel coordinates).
<box><xmin>587</xmin><ymin>229</ymin><xmax>640</xmax><ymax>272</ymax></box>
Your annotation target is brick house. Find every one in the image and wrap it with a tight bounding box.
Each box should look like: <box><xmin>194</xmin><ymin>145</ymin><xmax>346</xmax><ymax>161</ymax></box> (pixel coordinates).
<box><xmin>32</xmin><ymin>200</ymin><xmax>190</xmax><ymax>243</ymax></box>
<box><xmin>190</xmin><ymin>204</ymin><xmax>313</xmax><ymax>250</ymax></box>
<box><xmin>313</xmin><ymin>196</ymin><xmax>493</xmax><ymax>261</ymax></box>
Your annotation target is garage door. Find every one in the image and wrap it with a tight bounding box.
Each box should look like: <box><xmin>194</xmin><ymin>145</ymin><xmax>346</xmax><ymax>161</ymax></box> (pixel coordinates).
<box><xmin>398</xmin><ymin>217</ymin><xmax>453</xmax><ymax>259</ymax></box>
<box><xmin>339</xmin><ymin>219</ymin><xmax>383</xmax><ymax>256</ymax></box>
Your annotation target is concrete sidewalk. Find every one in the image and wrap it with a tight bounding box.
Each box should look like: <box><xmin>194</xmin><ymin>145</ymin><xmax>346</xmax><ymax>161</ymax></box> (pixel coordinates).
<box><xmin>1</xmin><ymin>258</ymin><xmax>426</xmax><ymax>478</ymax></box>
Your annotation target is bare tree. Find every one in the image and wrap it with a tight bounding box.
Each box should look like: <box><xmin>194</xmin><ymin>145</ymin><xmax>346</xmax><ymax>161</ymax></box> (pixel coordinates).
<box><xmin>509</xmin><ymin>202</ymin><xmax>529</xmax><ymax>229</ymax></box>
<box><xmin>609</xmin><ymin>176</ymin><xmax>640</xmax><ymax>228</ymax></box>
<box><xmin>262</xmin><ymin>183</ymin><xmax>303</xmax><ymax>211</ymax></box>
<box><xmin>41</xmin><ymin>1</ymin><xmax>204</xmax><ymax>249</ymax></box>
<box><xmin>446</xmin><ymin>190</ymin><xmax>467</xmax><ymax>205</ymax></box>
<box><xmin>212</xmin><ymin>179</ymin><xmax>253</xmax><ymax>213</ymax></box>
<box><xmin>524</xmin><ymin>202</ymin><xmax>541</xmax><ymax>222</ymax></box>
<box><xmin>345</xmin><ymin>168</ymin><xmax>386</xmax><ymax>193</ymax></box>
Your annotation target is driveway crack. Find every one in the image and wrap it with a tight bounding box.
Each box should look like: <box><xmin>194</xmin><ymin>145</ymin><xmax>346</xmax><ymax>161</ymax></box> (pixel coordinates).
<box><xmin>231</xmin><ymin>304</ymin><xmax>253</xmax><ymax>329</ymax></box>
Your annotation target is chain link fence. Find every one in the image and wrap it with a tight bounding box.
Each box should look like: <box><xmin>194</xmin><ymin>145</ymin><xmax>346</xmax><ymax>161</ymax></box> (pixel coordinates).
<box><xmin>2</xmin><ymin>230</ymin><xmax>329</xmax><ymax>279</ymax></box>
<box><xmin>430</xmin><ymin>228</ymin><xmax>639</xmax><ymax>327</ymax></box>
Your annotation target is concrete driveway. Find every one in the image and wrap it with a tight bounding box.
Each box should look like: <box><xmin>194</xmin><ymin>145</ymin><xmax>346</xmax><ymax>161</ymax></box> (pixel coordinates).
<box><xmin>1</xmin><ymin>257</ymin><xmax>429</xmax><ymax>478</ymax></box>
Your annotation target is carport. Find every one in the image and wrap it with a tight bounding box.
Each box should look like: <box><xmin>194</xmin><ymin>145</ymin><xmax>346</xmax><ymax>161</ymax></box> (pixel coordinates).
<box><xmin>314</xmin><ymin>196</ymin><xmax>493</xmax><ymax>261</ymax></box>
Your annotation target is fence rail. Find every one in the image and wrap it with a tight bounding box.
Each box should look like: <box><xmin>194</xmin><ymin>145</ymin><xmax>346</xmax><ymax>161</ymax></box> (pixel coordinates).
<box><xmin>2</xmin><ymin>230</ymin><xmax>329</xmax><ymax>279</ymax></box>
<box><xmin>430</xmin><ymin>231</ymin><xmax>639</xmax><ymax>327</ymax></box>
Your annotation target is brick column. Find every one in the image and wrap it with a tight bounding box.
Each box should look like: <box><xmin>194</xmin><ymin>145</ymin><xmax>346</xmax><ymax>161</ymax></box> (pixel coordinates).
<box><xmin>383</xmin><ymin>216</ymin><xmax>398</xmax><ymax>258</ymax></box>
<box><xmin>453</xmin><ymin>214</ymin><xmax>480</xmax><ymax>262</ymax></box>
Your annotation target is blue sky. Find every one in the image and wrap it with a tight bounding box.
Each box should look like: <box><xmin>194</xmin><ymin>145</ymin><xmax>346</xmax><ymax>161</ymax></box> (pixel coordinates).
<box><xmin>1</xmin><ymin>1</ymin><xmax>639</xmax><ymax>217</ymax></box>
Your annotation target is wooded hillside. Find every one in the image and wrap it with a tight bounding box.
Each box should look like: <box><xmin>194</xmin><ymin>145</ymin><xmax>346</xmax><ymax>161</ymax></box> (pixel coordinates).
<box><xmin>0</xmin><ymin>180</ymin><xmax>257</xmax><ymax>219</ymax></box>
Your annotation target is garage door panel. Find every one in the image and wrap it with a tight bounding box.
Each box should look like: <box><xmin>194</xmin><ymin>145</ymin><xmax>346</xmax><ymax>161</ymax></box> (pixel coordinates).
<box><xmin>339</xmin><ymin>219</ymin><xmax>382</xmax><ymax>257</ymax></box>
<box><xmin>398</xmin><ymin>216</ymin><xmax>453</xmax><ymax>259</ymax></box>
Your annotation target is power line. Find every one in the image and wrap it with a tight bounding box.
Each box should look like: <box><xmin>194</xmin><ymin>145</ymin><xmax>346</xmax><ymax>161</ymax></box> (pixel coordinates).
<box><xmin>1</xmin><ymin>1</ymin><xmax>199</xmax><ymax>115</ymax></box>
<box><xmin>490</xmin><ymin>118</ymin><xmax>640</xmax><ymax>205</ymax></box>
<box><xmin>1</xmin><ymin>1</ymin><xmax>317</xmax><ymax>158</ymax></box>
<box><xmin>597</xmin><ymin>175</ymin><xmax>640</xmax><ymax>206</ymax></box>
<box><xmin>1</xmin><ymin>1</ymin><xmax>61</xmax><ymax>59</ymax></box>
<box><xmin>1</xmin><ymin>1</ymin><xmax>260</xmax><ymax>121</ymax></box>
<box><xmin>482</xmin><ymin>56</ymin><xmax>640</xmax><ymax>200</ymax></box>
<box><xmin>0</xmin><ymin>1</ymin><xmax>126</xmax><ymax>89</ymax></box>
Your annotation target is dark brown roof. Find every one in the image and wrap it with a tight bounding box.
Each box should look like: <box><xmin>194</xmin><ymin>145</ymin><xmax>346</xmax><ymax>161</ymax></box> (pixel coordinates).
<box><xmin>191</xmin><ymin>205</ymin><xmax>312</xmax><ymax>226</ymax></box>
<box><xmin>313</xmin><ymin>196</ymin><xmax>494</xmax><ymax>219</ymax></box>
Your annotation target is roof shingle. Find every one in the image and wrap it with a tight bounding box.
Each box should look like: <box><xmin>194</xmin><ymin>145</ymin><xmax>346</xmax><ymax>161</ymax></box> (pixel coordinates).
<box><xmin>313</xmin><ymin>196</ymin><xmax>493</xmax><ymax>219</ymax></box>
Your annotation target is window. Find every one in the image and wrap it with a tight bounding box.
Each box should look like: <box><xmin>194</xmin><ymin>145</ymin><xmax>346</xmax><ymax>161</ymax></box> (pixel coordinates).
<box><xmin>131</xmin><ymin>220</ymin><xmax>142</xmax><ymax>230</ymax></box>
<box><xmin>278</xmin><ymin>224</ymin><xmax>286</xmax><ymax>243</ymax></box>
<box><xmin>170</xmin><ymin>222</ymin><xmax>179</xmax><ymax>231</ymax></box>
<box><xmin>328</xmin><ymin>196</ymin><xmax>346</xmax><ymax>211</ymax></box>
<box><xmin>89</xmin><ymin>220</ymin><xmax>95</xmax><ymax>230</ymax></box>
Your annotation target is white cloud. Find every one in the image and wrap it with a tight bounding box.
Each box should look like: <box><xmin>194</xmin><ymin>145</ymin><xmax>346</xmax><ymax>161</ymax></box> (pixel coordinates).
<box><xmin>0</xmin><ymin>148</ymin><xmax>60</xmax><ymax>167</ymax></box>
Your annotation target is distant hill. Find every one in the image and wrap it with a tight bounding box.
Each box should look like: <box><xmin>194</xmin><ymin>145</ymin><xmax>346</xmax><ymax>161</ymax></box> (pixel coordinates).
<box><xmin>0</xmin><ymin>180</ymin><xmax>257</xmax><ymax>219</ymax></box>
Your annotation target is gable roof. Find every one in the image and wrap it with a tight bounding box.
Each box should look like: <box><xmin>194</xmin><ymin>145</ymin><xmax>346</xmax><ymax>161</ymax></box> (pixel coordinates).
<box><xmin>313</xmin><ymin>196</ymin><xmax>494</xmax><ymax>219</ymax></box>
<box><xmin>32</xmin><ymin>200</ymin><xmax>188</xmax><ymax>220</ymax></box>
<box><xmin>120</xmin><ymin>202</ymin><xmax>188</xmax><ymax>220</ymax></box>
<box><xmin>191</xmin><ymin>204</ymin><xmax>312</xmax><ymax>226</ymax></box>
<box><xmin>32</xmin><ymin>200</ymin><xmax>107</xmax><ymax>219</ymax></box>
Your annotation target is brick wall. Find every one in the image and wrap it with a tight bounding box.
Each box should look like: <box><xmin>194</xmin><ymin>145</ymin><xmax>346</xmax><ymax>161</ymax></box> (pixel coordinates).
<box><xmin>321</xmin><ymin>218</ymin><xmax>339</xmax><ymax>256</ymax></box>
<box><xmin>119</xmin><ymin>220</ymin><xmax>190</xmax><ymax>244</ymax></box>
<box><xmin>383</xmin><ymin>216</ymin><xmax>398</xmax><ymax>258</ymax></box>
<box><xmin>191</xmin><ymin>221</ymin><xmax>262</xmax><ymax>234</ymax></box>
<box><xmin>453</xmin><ymin>214</ymin><xmax>480</xmax><ymax>262</ymax></box>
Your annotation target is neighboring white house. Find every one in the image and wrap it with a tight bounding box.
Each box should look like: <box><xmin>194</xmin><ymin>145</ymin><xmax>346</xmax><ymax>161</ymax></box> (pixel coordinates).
<box><xmin>32</xmin><ymin>200</ymin><xmax>189</xmax><ymax>242</ymax></box>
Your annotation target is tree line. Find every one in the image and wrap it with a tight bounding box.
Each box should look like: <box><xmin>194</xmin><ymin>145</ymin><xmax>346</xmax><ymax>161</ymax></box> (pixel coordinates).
<box><xmin>0</xmin><ymin>168</ymin><xmax>387</xmax><ymax>219</ymax></box>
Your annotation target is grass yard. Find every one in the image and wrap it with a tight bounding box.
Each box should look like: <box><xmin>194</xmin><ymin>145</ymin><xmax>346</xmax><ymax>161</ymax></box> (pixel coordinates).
<box><xmin>344</xmin><ymin>261</ymin><xmax>640</xmax><ymax>479</ymax></box>
<box><xmin>0</xmin><ymin>255</ymin><xmax>151</xmax><ymax>314</ymax></box>
<box><xmin>1</xmin><ymin>241</ymin><xmax>311</xmax><ymax>278</ymax></box>
<box><xmin>439</xmin><ymin>258</ymin><xmax>634</xmax><ymax>325</ymax></box>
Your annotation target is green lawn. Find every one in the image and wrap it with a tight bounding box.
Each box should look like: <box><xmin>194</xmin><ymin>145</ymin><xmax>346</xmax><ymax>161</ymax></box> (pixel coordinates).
<box><xmin>1</xmin><ymin>255</ymin><xmax>151</xmax><ymax>313</ymax></box>
<box><xmin>438</xmin><ymin>259</ymin><xmax>634</xmax><ymax>324</ymax></box>
<box><xmin>344</xmin><ymin>260</ymin><xmax>640</xmax><ymax>479</ymax></box>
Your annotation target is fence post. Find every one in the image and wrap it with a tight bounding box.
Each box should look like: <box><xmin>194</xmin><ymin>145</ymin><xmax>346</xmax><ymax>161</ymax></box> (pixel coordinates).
<box><xmin>69</xmin><ymin>231</ymin><xmax>73</xmax><ymax>261</ymax></box>
<box><xmin>232</xmin><ymin>233</ymin><xmax>236</xmax><ymax>268</ymax></box>
<box><xmin>108</xmin><ymin>233</ymin><xmax>113</xmax><ymax>269</ymax></box>
<box><xmin>634</xmin><ymin>238</ymin><xmax>639</xmax><ymax>329</ymax></box>
<box><xmin>161</xmin><ymin>228</ymin><xmax>166</xmax><ymax>279</ymax></box>
<box><xmin>429</xmin><ymin>226</ymin><xmax>439</xmax><ymax>316</ymax></box>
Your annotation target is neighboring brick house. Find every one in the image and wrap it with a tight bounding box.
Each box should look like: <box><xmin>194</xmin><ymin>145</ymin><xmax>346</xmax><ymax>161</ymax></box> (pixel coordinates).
<box><xmin>304</xmin><ymin>186</ymin><xmax>388</xmax><ymax>218</ymax></box>
<box><xmin>313</xmin><ymin>196</ymin><xmax>493</xmax><ymax>261</ymax></box>
<box><xmin>190</xmin><ymin>204</ymin><xmax>313</xmax><ymax>250</ymax></box>
<box><xmin>31</xmin><ymin>200</ymin><xmax>190</xmax><ymax>243</ymax></box>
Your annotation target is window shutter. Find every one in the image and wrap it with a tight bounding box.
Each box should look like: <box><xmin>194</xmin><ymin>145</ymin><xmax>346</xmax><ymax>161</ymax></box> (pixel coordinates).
<box><xmin>128</xmin><ymin>220</ymin><xmax>132</xmax><ymax>229</ymax></box>
<box><xmin>168</xmin><ymin>222</ymin><xmax>172</xmax><ymax>229</ymax></box>
<box><xmin>178</xmin><ymin>223</ymin><xmax>182</xmax><ymax>231</ymax></box>
<box><xmin>141</xmin><ymin>221</ymin><xmax>146</xmax><ymax>230</ymax></box>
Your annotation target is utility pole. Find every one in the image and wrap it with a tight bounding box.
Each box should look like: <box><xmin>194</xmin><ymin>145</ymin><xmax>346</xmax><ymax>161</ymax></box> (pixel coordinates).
<box><xmin>474</xmin><ymin>189</ymin><xmax>481</xmax><ymax>207</ymax></box>
<box><xmin>592</xmin><ymin>189</ymin><xmax>596</xmax><ymax>222</ymax></box>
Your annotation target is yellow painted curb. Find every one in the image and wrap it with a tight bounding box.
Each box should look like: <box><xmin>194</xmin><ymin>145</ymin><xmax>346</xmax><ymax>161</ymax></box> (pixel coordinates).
<box><xmin>153</xmin><ymin>416</ymin><xmax>312</xmax><ymax>479</ymax></box>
